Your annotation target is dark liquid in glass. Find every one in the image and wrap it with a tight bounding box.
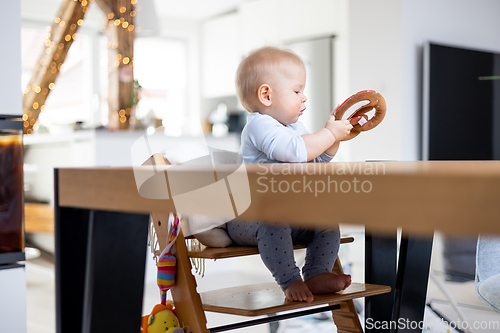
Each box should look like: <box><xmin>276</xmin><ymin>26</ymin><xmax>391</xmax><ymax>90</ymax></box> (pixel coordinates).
<box><xmin>0</xmin><ymin>134</ymin><xmax>23</xmax><ymax>254</ymax></box>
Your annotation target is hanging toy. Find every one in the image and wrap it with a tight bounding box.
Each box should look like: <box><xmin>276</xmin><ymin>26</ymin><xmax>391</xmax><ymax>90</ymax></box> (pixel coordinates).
<box><xmin>142</xmin><ymin>213</ymin><xmax>183</xmax><ymax>333</ymax></box>
<box><xmin>157</xmin><ymin>213</ymin><xmax>181</xmax><ymax>305</ymax></box>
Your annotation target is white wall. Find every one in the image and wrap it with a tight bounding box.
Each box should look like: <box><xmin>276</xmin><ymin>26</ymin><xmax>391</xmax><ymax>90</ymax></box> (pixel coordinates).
<box><xmin>0</xmin><ymin>1</ymin><xmax>22</xmax><ymax>116</ymax></box>
<box><xmin>341</xmin><ymin>0</ymin><xmax>402</xmax><ymax>162</ymax></box>
<box><xmin>400</xmin><ymin>0</ymin><xmax>500</xmax><ymax>161</ymax></box>
<box><xmin>332</xmin><ymin>0</ymin><xmax>500</xmax><ymax>162</ymax></box>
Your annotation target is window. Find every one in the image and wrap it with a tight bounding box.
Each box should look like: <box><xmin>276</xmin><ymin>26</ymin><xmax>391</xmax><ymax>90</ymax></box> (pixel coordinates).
<box><xmin>21</xmin><ymin>27</ymin><xmax>91</xmax><ymax>130</ymax></box>
<box><xmin>133</xmin><ymin>37</ymin><xmax>188</xmax><ymax>135</ymax></box>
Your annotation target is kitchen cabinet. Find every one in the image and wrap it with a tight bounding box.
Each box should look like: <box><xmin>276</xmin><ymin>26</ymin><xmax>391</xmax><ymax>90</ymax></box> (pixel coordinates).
<box><xmin>201</xmin><ymin>13</ymin><xmax>242</xmax><ymax>98</ymax></box>
<box><xmin>200</xmin><ymin>0</ymin><xmax>344</xmax><ymax>99</ymax></box>
<box><xmin>239</xmin><ymin>0</ymin><xmax>341</xmax><ymax>53</ymax></box>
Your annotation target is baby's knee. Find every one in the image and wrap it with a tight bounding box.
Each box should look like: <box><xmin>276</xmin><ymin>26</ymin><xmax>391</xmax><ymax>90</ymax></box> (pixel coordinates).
<box><xmin>317</xmin><ymin>227</ymin><xmax>340</xmax><ymax>240</ymax></box>
<box><xmin>255</xmin><ymin>222</ymin><xmax>291</xmax><ymax>240</ymax></box>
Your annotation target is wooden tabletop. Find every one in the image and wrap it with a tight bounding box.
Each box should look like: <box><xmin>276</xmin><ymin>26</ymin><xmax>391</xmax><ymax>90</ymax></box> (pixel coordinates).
<box><xmin>57</xmin><ymin>161</ymin><xmax>500</xmax><ymax>237</ymax></box>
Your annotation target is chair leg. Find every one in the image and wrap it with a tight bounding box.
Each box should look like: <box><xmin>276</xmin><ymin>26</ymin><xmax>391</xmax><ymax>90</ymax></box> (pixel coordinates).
<box><xmin>170</xmin><ymin>230</ymin><xmax>210</xmax><ymax>333</ymax></box>
<box><xmin>331</xmin><ymin>257</ymin><xmax>364</xmax><ymax>333</ymax></box>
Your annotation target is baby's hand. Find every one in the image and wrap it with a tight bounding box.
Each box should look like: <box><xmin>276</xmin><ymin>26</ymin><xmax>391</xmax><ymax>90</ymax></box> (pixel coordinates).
<box><xmin>325</xmin><ymin>116</ymin><xmax>353</xmax><ymax>141</ymax></box>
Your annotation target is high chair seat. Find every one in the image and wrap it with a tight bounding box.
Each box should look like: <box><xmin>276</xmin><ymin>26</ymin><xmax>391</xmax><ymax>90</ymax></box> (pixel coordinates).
<box><xmin>187</xmin><ymin>236</ymin><xmax>354</xmax><ymax>259</ymax></box>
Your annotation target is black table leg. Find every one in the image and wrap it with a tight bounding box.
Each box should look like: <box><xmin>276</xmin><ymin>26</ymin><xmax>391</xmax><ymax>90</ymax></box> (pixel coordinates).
<box><xmin>365</xmin><ymin>231</ymin><xmax>433</xmax><ymax>333</ymax></box>
<box><xmin>55</xmin><ymin>206</ymin><xmax>90</xmax><ymax>333</ymax></box>
<box><xmin>391</xmin><ymin>233</ymin><xmax>433</xmax><ymax>333</ymax></box>
<box><xmin>55</xmin><ymin>171</ymin><xmax>150</xmax><ymax>333</ymax></box>
<box><xmin>365</xmin><ymin>233</ymin><xmax>397</xmax><ymax>333</ymax></box>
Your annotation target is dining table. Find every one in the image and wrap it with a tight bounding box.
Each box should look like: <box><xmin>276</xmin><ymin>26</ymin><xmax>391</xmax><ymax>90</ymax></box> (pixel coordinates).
<box><xmin>54</xmin><ymin>160</ymin><xmax>500</xmax><ymax>333</ymax></box>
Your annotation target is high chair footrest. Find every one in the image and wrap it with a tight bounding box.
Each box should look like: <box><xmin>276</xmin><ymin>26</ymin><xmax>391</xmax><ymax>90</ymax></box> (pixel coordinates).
<box><xmin>188</xmin><ymin>237</ymin><xmax>355</xmax><ymax>259</ymax></box>
<box><xmin>200</xmin><ymin>282</ymin><xmax>391</xmax><ymax>316</ymax></box>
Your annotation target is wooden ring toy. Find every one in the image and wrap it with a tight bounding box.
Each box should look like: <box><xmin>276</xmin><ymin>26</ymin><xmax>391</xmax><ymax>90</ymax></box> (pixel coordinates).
<box><xmin>334</xmin><ymin>90</ymin><xmax>386</xmax><ymax>141</ymax></box>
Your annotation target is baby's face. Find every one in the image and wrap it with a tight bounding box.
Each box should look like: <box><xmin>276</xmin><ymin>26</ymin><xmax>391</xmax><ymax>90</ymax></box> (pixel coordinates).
<box><xmin>268</xmin><ymin>63</ymin><xmax>307</xmax><ymax>126</ymax></box>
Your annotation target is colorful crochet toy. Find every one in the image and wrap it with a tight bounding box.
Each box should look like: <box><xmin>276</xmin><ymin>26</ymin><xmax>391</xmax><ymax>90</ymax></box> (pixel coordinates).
<box><xmin>334</xmin><ymin>90</ymin><xmax>386</xmax><ymax>141</ymax></box>
<box><xmin>157</xmin><ymin>213</ymin><xmax>180</xmax><ymax>305</ymax></box>
<box><xmin>141</xmin><ymin>303</ymin><xmax>183</xmax><ymax>333</ymax></box>
<box><xmin>142</xmin><ymin>213</ymin><xmax>183</xmax><ymax>333</ymax></box>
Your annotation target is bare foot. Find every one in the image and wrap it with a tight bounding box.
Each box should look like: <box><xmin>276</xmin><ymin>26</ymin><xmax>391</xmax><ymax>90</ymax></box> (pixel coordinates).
<box><xmin>284</xmin><ymin>280</ymin><xmax>314</xmax><ymax>303</ymax></box>
<box><xmin>305</xmin><ymin>273</ymin><xmax>352</xmax><ymax>294</ymax></box>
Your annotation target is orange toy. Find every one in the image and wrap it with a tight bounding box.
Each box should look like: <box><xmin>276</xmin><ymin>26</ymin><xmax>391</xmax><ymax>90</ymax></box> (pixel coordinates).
<box><xmin>334</xmin><ymin>90</ymin><xmax>386</xmax><ymax>141</ymax></box>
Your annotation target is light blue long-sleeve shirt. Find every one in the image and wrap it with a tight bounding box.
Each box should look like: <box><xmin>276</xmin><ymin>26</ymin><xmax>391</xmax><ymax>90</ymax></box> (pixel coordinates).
<box><xmin>239</xmin><ymin>112</ymin><xmax>333</xmax><ymax>164</ymax></box>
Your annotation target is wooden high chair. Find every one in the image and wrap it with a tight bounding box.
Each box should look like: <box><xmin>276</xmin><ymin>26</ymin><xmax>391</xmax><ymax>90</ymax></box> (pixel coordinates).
<box><xmin>144</xmin><ymin>153</ymin><xmax>391</xmax><ymax>333</ymax></box>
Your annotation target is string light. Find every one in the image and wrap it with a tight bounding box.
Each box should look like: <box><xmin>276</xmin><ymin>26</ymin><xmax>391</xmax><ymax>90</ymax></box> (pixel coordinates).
<box><xmin>97</xmin><ymin>0</ymin><xmax>137</xmax><ymax>128</ymax></box>
<box><xmin>24</xmin><ymin>0</ymin><xmax>91</xmax><ymax>134</ymax></box>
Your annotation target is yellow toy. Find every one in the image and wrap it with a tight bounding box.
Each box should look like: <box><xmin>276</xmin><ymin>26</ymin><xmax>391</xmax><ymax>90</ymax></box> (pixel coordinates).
<box><xmin>141</xmin><ymin>303</ymin><xmax>183</xmax><ymax>333</ymax></box>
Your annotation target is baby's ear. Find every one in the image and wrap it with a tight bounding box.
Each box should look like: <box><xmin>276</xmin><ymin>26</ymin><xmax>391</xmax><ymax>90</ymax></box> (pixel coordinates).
<box><xmin>257</xmin><ymin>84</ymin><xmax>272</xmax><ymax>107</ymax></box>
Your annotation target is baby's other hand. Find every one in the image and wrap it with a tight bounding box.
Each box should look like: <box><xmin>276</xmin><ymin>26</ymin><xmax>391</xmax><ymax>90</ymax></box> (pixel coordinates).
<box><xmin>325</xmin><ymin>116</ymin><xmax>353</xmax><ymax>141</ymax></box>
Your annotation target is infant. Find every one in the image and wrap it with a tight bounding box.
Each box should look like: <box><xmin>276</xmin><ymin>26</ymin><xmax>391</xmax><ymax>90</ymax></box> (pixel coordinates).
<box><xmin>226</xmin><ymin>46</ymin><xmax>352</xmax><ymax>302</ymax></box>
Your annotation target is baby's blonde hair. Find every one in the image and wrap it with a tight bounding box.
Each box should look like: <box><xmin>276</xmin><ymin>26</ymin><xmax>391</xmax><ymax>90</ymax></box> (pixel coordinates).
<box><xmin>235</xmin><ymin>46</ymin><xmax>305</xmax><ymax>112</ymax></box>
